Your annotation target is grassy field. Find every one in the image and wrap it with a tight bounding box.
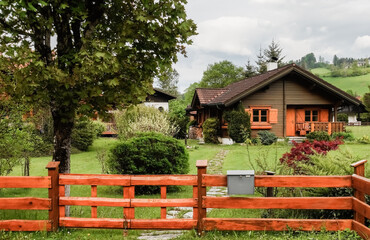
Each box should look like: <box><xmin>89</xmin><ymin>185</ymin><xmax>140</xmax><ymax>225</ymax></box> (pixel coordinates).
<box><xmin>1</xmin><ymin>133</ymin><xmax>369</xmax><ymax>239</ymax></box>
<box><xmin>311</xmin><ymin>68</ymin><xmax>370</xmax><ymax>96</ymax></box>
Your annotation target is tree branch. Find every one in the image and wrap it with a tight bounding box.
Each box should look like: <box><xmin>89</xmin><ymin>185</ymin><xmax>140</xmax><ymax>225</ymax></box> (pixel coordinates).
<box><xmin>0</xmin><ymin>19</ymin><xmax>32</xmax><ymax>37</ymax></box>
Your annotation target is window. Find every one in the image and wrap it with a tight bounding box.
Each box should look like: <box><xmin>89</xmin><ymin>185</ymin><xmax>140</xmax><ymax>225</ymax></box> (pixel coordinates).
<box><xmin>246</xmin><ymin>106</ymin><xmax>278</xmax><ymax>130</ymax></box>
<box><xmin>253</xmin><ymin>109</ymin><xmax>268</xmax><ymax>122</ymax></box>
<box><xmin>305</xmin><ymin>110</ymin><xmax>318</xmax><ymax>122</ymax></box>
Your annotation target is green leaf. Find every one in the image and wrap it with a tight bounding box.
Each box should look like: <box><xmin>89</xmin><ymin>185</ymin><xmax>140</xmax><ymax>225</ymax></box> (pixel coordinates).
<box><xmin>60</xmin><ymin>3</ymin><xmax>68</xmax><ymax>9</ymax></box>
<box><xmin>27</xmin><ymin>3</ymin><xmax>37</xmax><ymax>11</ymax></box>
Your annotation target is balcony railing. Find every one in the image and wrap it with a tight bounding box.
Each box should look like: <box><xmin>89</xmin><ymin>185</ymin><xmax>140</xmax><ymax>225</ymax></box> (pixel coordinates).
<box><xmin>296</xmin><ymin>122</ymin><xmax>344</xmax><ymax>136</ymax></box>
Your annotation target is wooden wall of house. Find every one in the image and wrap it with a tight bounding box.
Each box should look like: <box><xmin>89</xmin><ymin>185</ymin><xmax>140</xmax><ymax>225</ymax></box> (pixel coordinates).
<box><xmin>241</xmin><ymin>74</ymin><xmax>340</xmax><ymax>137</ymax></box>
<box><xmin>241</xmin><ymin>79</ymin><xmax>284</xmax><ymax>137</ymax></box>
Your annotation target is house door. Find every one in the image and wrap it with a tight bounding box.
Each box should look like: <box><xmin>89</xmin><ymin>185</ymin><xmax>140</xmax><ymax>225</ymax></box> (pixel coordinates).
<box><xmin>286</xmin><ymin>108</ymin><xmax>295</xmax><ymax>136</ymax></box>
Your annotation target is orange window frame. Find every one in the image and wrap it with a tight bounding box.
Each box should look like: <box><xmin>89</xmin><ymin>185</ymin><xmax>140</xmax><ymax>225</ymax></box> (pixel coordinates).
<box><xmin>304</xmin><ymin>109</ymin><xmax>319</xmax><ymax>122</ymax></box>
<box><xmin>249</xmin><ymin>106</ymin><xmax>272</xmax><ymax>129</ymax></box>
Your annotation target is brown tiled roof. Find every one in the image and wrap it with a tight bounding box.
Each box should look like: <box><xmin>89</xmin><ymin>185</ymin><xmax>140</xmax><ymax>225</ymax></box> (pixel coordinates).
<box><xmin>193</xmin><ymin>63</ymin><xmax>364</xmax><ymax>108</ymax></box>
<box><xmin>195</xmin><ymin>88</ymin><xmax>228</xmax><ymax>105</ymax></box>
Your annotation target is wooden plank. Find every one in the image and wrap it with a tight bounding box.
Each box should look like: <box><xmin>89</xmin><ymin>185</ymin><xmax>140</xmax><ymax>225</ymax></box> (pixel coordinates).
<box><xmin>131</xmin><ymin>198</ymin><xmax>196</xmax><ymax>207</ymax></box>
<box><xmin>352</xmin><ymin>175</ymin><xmax>370</xmax><ymax>195</ymax></box>
<box><xmin>59</xmin><ymin>185</ymin><xmax>65</xmax><ymax>218</ymax></box>
<box><xmin>60</xmin><ymin>197</ymin><xmax>130</xmax><ymax>207</ymax></box>
<box><xmin>131</xmin><ymin>219</ymin><xmax>197</xmax><ymax>230</ymax></box>
<box><xmin>91</xmin><ymin>185</ymin><xmax>97</xmax><ymax>218</ymax></box>
<box><xmin>160</xmin><ymin>186</ymin><xmax>166</xmax><ymax>219</ymax></box>
<box><xmin>0</xmin><ymin>176</ymin><xmax>50</xmax><ymax>188</ymax></box>
<box><xmin>0</xmin><ymin>220</ymin><xmax>51</xmax><ymax>231</ymax></box>
<box><xmin>203</xmin><ymin>197</ymin><xmax>352</xmax><ymax>210</ymax></box>
<box><xmin>193</xmin><ymin>186</ymin><xmax>198</xmax><ymax>220</ymax></box>
<box><xmin>202</xmin><ymin>175</ymin><xmax>352</xmax><ymax>187</ymax></box>
<box><xmin>59</xmin><ymin>174</ymin><xmax>130</xmax><ymax>186</ymax></box>
<box><xmin>0</xmin><ymin>197</ymin><xmax>51</xmax><ymax>210</ymax></box>
<box><xmin>352</xmin><ymin>197</ymin><xmax>370</xmax><ymax>220</ymax></box>
<box><xmin>203</xmin><ymin>218</ymin><xmax>352</xmax><ymax>231</ymax></box>
<box><xmin>46</xmin><ymin>161</ymin><xmax>59</xmax><ymax>231</ymax></box>
<box><xmin>59</xmin><ymin>217</ymin><xmax>127</xmax><ymax>229</ymax></box>
<box><xmin>352</xmin><ymin>220</ymin><xmax>370</xmax><ymax>240</ymax></box>
<box><xmin>197</xmin><ymin>160</ymin><xmax>207</xmax><ymax>236</ymax></box>
<box><xmin>131</xmin><ymin>175</ymin><xmax>197</xmax><ymax>186</ymax></box>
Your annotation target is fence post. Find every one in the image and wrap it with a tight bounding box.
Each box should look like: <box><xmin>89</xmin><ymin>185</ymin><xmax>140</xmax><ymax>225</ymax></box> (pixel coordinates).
<box><xmin>351</xmin><ymin>159</ymin><xmax>367</xmax><ymax>224</ymax></box>
<box><xmin>196</xmin><ymin>160</ymin><xmax>207</xmax><ymax>236</ymax></box>
<box><xmin>265</xmin><ymin>171</ymin><xmax>275</xmax><ymax>197</ymax></box>
<box><xmin>46</xmin><ymin>161</ymin><xmax>60</xmax><ymax>231</ymax></box>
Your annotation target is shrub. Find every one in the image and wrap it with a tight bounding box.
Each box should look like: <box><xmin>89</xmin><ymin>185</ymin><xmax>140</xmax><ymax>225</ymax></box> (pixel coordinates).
<box><xmin>331</xmin><ymin>131</ymin><xmax>355</xmax><ymax>141</ymax></box>
<box><xmin>280</xmin><ymin>139</ymin><xmax>343</xmax><ymax>171</ymax></box>
<box><xmin>71</xmin><ymin>118</ymin><xmax>96</xmax><ymax>151</ymax></box>
<box><xmin>295</xmin><ymin>149</ymin><xmax>369</xmax><ymax>220</ymax></box>
<box><xmin>257</xmin><ymin>131</ymin><xmax>277</xmax><ymax>145</ymax></box>
<box><xmin>170</xmin><ymin>115</ymin><xmax>189</xmax><ymax>139</ymax></box>
<box><xmin>306</xmin><ymin>131</ymin><xmax>330</xmax><ymax>141</ymax></box>
<box><xmin>202</xmin><ymin>118</ymin><xmax>219</xmax><ymax>144</ymax></box>
<box><xmin>114</xmin><ymin>105</ymin><xmax>178</xmax><ymax>139</ymax></box>
<box><xmin>224</xmin><ymin>110</ymin><xmax>251</xmax><ymax>143</ymax></box>
<box><xmin>91</xmin><ymin>120</ymin><xmax>106</xmax><ymax>137</ymax></box>
<box><xmin>357</xmin><ymin>135</ymin><xmax>370</xmax><ymax>144</ymax></box>
<box><xmin>106</xmin><ymin>132</ymin><xmax>189</xmax><ymax>194</ymax></box>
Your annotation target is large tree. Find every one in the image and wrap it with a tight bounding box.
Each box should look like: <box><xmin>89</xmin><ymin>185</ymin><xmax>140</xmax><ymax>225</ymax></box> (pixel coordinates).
<box><xmin>156</xmin><ymin>68</ymin><xmax>180</xmax><ymax>96</ymax></box>
<box><xmin>200</xmin><ymin>60</ymin><xmax>244</xmax><ymax>88</ymax></box>
<box><xmin>0</xmin><ymin>0</ymin><xmax>196</xmax><ymax>174</ymax></box>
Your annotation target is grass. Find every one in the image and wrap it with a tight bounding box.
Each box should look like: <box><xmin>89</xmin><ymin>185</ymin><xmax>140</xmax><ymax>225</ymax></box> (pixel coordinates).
<box><xmin>311</xmin><ymin>68</ymin><xmax>370</xmax><ymax>96</ymax></box>
<box><xmin>1</xmin><ymin>135</ymin><xmax>369</xmax><ymax>239</ymax></box>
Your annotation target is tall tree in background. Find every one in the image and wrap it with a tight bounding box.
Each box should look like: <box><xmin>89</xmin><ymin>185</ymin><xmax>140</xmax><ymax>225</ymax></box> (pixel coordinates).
<box><xmin>200</xmin><ymin>60</ymin><xmax>244</xmax><ymax>88</ymax></box>
<box><xmin>256</xmin><ymin>46</ymin><xmax>267</xmax><ymax>74</ymax></box>
<box><xmin>333</xmin><ymin>55</ymin><xmax>339</xmax><ymax>66</ymax></box>
<box><xmin>157</xmin><ymin>68</ymin><xmax>180</xmax><ymax>96</ymax></box>
<box><xmin>244</xmin><ymin>59</ymin><xmax>256</xmax><ymax>78</ymax></box>
<box><xmin>263</xmin><ymin>40</ymin><xmax>285</xmax><ymax>66</ymax></box>
<box><xmin>300</xmin><ymin>53</ymin><xmax>317</xmax><ymax>69</ymax></box>
<box><xmin>0</xmin><ymin>0</ymin><xmax>196</xmax><ymax>174</ymax></box>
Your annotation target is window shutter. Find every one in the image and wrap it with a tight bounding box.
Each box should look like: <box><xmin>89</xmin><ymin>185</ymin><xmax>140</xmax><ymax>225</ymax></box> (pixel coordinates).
<box><xmin>269</xmin><ymin>109</ymin><xmax>278</xmax><ymax>123</ymax></box>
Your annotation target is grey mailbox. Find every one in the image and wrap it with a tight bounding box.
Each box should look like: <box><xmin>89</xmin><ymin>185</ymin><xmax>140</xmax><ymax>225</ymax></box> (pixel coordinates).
<box><xmin>227</xmin><ymin>170</ymin><xmax>255</xmax><ymax>195</ymax></box>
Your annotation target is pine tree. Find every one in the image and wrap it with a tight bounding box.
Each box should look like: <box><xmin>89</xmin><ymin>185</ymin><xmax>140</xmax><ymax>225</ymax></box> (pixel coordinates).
<box><xmin>244</xmin><ymin>60</ymin><xmax>256</xmax><ymax>78</ymax></box>
<box><xmin>256</xmin><ymin>47</ymin><xmax>267</xmax><ymax>74</ymax></box>
<box><xmin>263</xmin><ymin>40</ymin><xmax>285</xmax><ymax>65</ymax></box>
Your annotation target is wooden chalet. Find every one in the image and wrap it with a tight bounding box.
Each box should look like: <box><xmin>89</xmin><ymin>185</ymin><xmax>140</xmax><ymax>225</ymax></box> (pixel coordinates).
<box><xmin>188</xmin><ymin>64</ymin><xmax>366</xmax><ymax>139</ymax></box>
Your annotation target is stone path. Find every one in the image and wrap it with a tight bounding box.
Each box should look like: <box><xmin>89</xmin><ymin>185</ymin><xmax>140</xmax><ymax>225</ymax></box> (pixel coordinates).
<box><xmin>137</xmin><ymin>149</ymin><xmax>229</xmax><ymax>240</ymax></box>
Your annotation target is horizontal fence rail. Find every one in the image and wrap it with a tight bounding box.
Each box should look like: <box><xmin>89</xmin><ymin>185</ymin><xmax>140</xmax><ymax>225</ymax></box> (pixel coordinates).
<box><xmin>0</xmin><ymin>160</ymin><xmax>369</xmax><ymax>239</ymax></box>
<box><xmin>0</xmin><ymin>162</ymin><xmax>59</xmax><ymax>231</ymax></box>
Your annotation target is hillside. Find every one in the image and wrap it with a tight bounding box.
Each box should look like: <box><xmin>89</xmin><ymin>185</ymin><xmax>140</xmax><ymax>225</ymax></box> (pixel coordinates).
<box><xmin>311</xmin><ymin>68</ymin><xmax>370</xmax><ymax>96</ymax></box>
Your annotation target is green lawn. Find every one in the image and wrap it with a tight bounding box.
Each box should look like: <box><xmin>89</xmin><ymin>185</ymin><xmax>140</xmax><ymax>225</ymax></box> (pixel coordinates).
<box><xmin>311</xmin><ymin>68</ymin><xmax>370</xmax><ymax>96</ymax></box>
<box><xmin>1</xmin><ymin>136</ymin><xmax>368</xmax><ymax>239</ymax></box>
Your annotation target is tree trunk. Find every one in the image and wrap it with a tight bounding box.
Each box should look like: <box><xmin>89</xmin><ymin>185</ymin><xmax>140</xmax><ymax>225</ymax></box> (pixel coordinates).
<box><xmin>52</xmin><ymin>110</ymin><xmax>74</xmax><ymax>174</ymax></box>
<box><xmin>51</xmin><ymin>108</ymin><xmax>74</xmax><ymax>217</ymax></box>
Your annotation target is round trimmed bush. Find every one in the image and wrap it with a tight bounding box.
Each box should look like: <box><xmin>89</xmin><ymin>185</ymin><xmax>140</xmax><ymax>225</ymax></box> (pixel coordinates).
<box><xmin>106</xmin><ymin>132</ymin><xmax>189</xmax><ymax>194</ymax></box>
<box><xmin>257</xmin><ymin>130</ymin><xmax>277</xmax><ymax>145</ymax></box>
<box><xmin>224</xmin><ymin>110</ymin><xmax>251</xmax><ymax>143</ymax></box>
<box><xmin>202</xmin><ymin>118</ymin><xmax>219</xmax><ymax>144</ymax></box>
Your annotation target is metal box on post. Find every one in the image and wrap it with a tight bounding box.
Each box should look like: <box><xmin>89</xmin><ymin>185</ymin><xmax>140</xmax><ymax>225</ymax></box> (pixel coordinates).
<box><xmin>227</xmin><ymin>170</ymin><xmax>255</xmax><ymax>195</ymax></box>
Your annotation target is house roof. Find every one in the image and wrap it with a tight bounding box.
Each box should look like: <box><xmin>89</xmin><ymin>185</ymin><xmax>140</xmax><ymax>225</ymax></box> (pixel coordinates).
<box><xmin>193</xmin><ymin>64</ymin><xmax>364</xmax><ymax>109</ymax></box>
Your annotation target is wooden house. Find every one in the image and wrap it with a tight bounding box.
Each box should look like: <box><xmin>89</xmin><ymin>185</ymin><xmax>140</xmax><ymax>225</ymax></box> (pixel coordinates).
<box><xmin>188</xmin><ymin>64</ymin><xmax>365</xmax><ymax>140</ymax></box>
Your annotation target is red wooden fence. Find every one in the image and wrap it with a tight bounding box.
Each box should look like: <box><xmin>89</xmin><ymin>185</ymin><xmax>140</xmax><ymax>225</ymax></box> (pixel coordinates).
<box><xmin>0</xmin><ymin>160</ymin><xmax>369</xmax><ymax>239</ymax></box>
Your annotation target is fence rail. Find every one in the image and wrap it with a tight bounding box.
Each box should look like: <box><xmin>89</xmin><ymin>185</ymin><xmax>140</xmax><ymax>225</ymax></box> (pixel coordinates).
<box><xmin>0</xmin><ymin>160</ymin><xmax>369</xmax><ymax>239</ymax></box>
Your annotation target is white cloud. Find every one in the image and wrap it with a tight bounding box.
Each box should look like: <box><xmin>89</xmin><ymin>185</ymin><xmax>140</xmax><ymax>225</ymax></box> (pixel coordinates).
<box><xmin>193</xmin><ymin>16</ymin><xmax>272</xmax><ymax>56</ymax></box>
<box><xmin>353</xmin><ymin>35</ymin><xmax>370</xmax><ymax>49</ymax></box>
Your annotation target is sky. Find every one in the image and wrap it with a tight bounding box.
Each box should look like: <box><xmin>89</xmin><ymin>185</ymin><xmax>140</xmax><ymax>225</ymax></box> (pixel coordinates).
<box><xmin>172</xmin><ymin>0</ymin><xmax>370</xmax><ymax>93</ymax></box>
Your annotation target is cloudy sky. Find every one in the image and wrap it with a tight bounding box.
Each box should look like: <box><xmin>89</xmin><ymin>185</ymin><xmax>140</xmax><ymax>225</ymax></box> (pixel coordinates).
<box><xmin>172</xmin><ymin>0</ymin><xmax>370</xmax><ymax>93</ymax></box>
